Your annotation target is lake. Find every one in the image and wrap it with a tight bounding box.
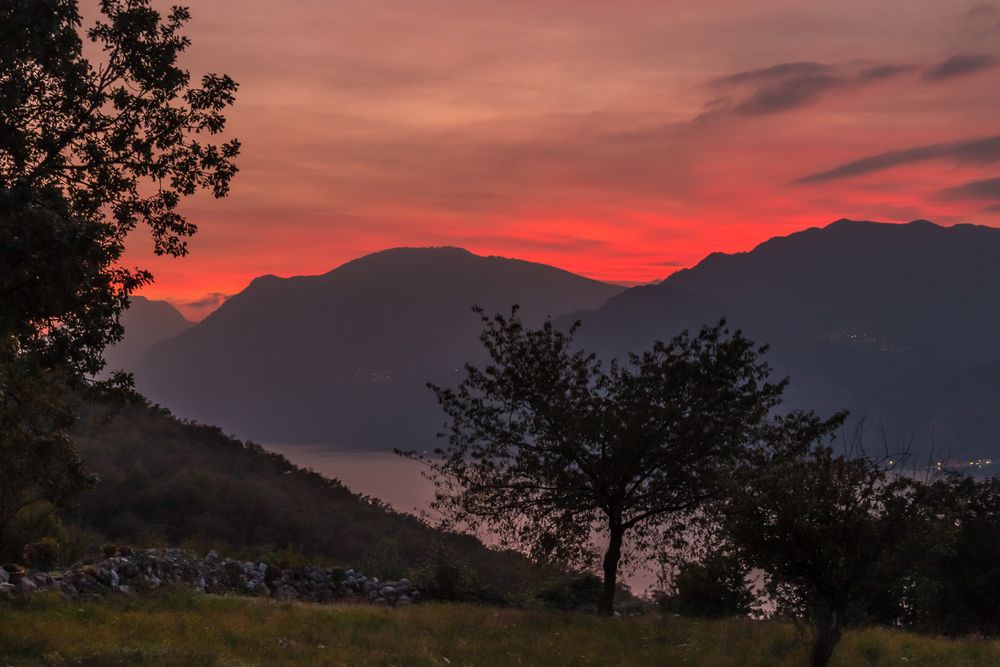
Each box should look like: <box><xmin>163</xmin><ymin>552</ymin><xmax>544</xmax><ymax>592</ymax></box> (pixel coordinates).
<box><xmin>264</xmin><ymin>442</ymin><xmax>661</xmax><ymax>593</ymax></box>
<box><xmin>263</xmin><ymin>443</ymin><xmax>437</xmax><ymax>514</ymax></box>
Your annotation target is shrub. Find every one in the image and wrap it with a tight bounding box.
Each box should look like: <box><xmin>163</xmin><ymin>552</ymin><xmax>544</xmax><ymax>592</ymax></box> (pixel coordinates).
<box><xmin>657</xmin><ymin>553</ymin><xmax>754</xmax><ymax>618</ymax></box>
<box><xmin>24</xmin><ymin>537</ymin><xmax>60</xmax><ymax>570</ymax></box>
<box><xmin>2</xmin><ymin>502</ymin><xmax>61</xmax><ymax>563</ymax></box>
<box><xmin>411</xmin><ymin>546</ymin><xmax>505</xmax><ymax>604</ymax></box>
<box><xmin>535</xmin><ymin>574</ymin><xmax>604</xmax><ymax>611</ymax></box>
<box><xmin>360</xmin><ymin>538</ymin><xmax>409</xmax><ymax>580</ymax></box>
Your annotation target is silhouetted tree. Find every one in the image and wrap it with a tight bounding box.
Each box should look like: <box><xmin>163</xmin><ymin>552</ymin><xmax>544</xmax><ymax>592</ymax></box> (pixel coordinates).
<box><xmin>407</xmin><ymin>307</ymin><xmax>795</xmax><ymax>615</ymax></box>
<box><xmin>0</xmin><ymin>0</ymin><xmax>238</xmax><ymax>553</ymax></box>
<box><xmin>894</xmin><ymin>474</ymin><xmax>1000</xmax><ymax>636</ymax></box>
<box><xmin>724</xmin><ymin>446</ymin><xmax>921</xmax><ymax>667</ymax></box>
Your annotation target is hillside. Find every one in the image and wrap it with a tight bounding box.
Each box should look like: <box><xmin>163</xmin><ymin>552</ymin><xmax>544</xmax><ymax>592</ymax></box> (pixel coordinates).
<box><xmin>68</xmin><ymin>399</ymin><xmax>553</xmax><ymax>601</ymax></box>
<box><xmin>133</xmin><ymin>247</ymin><xmax>623</xmax><ymax>449</ymax></box>
<box><xmin>101</xmin><ymin>297</ymin><xmax>193</xmax><ymax>373</ymax></box>
<box><xmin>569</xmin><ymin>219</ymin><xmax>1000</xmax><ymax>459</ymax></box>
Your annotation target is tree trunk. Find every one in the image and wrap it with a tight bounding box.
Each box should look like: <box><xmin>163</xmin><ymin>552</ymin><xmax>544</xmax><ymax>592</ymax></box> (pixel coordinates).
<box><xmin>597</xmin><ymin>520</ymin><xmax>624</xmax><ymax>616</ymax></box>
<box><xmin>0</xmin><ymin>508</ymin><xmax>13</xmax><ymax>562</ymax></box>
<box><xmin>811</xmin><ymin>608</ymin><xmax>844</xmax><ymax>667</ymax></box>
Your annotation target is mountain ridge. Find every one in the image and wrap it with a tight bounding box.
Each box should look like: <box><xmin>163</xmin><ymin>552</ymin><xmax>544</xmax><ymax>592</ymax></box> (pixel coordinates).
<box><xmin>134</xmin><ymin>246</ymin><xmax>624</xmax><ymax>448</ymax></box>
<box><xmin>121</xmin><ymin>220</ymin><xmax>1000</xmax><ymax>458</ymax></box>
<box><xmin>569</xmin><ymin>218</ymin><xmax>1000</xmax><ymax>459</ymax></box>
<box><xmin>102</xmin><ymin>296</ymin><xmax>193</xmax><ymax>374</ymax></box>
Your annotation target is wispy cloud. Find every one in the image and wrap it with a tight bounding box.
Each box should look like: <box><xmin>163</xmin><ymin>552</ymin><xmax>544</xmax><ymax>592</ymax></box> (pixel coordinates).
<box><xmin>934</xmin><ymin>177</ymin><xmax>1000</xmax><ymax>214</ymax></box>
<box><xmin>923</xmin><ymin>53</ymin><xmax>998</xmax><ymax>81</ymax></box>
<box><xmin>796</xmin><ymin>135</ymin><xmax>1000</xmax><ymax>183</ymax></box>
<box><xmin>702</xmin><ymin>52</ymin><xmax>996</xmax><ymax>119</ymax></box>
<box><xmin>701</xmin><ymin>60</ymin><xmax>914</xmax><ymax>117</ymax></box>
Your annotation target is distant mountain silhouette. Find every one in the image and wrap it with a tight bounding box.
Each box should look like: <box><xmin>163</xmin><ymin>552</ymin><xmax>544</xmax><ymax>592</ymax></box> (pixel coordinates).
<box><xmin>135</xmin><ymin>247</ymin><xmax>623</xmax><ymax>449</ymax></box>
<box><xmin>568</xmin><ymin>219</ymin><xmax>1000</xmax><ymax>460</ymax></box>
<box><xmin>103</xmin><ymin>296</ymin><xmax>193</xmax><ymax>373</ymax></box>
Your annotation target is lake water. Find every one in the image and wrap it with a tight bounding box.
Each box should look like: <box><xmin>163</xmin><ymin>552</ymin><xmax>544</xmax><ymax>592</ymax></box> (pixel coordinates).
<box><xmin>263</xmin><ymin>443</ymin><xmax>437</xmax><ymax>514</ymax></box>
<box><xmin>264</xmin><ymin>442</ymin><xmax>660</xmax><ymax>593</ymax></box>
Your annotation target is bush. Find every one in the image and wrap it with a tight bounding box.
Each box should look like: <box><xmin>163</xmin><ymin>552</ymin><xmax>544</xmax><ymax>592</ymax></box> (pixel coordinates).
<box><xmin>55</xmin><ymin>525</ymin><xmax>102</xmax><ymax>565</ymax></box>
<box><xmin>411</xmin><ymin>546</ymin><xmax>505</xmax><ymax>604</ymax></box>
<box><xmin>360</xmin><ymin>538</ymin><xmax>409</xmax><ymax>580</ymax></box>
<box><xmin>535</xmin><ymin>574</ymin><xmax>604</xmax><ymax>611</ymax></box>
<box><xmin>24</xmin><ymin>537</ymin><xmax>60</xmax><ymax>570</ymax></box>
<box><xmin>657</xmin><ymin>553</ymin><xmax>754</xmax><ymax>618</ymax></box>
<box><xmin>2</xmin><ymin>502</ymin><xmax>61</xmax><ymax>563</ymax></box>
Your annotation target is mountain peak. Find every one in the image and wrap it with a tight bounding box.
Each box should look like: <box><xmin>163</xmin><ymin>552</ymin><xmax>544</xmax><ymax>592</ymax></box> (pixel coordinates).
<box><xmin>573</xmin><ymin>217</ymin><xmax>1000</xmax><ymax>460</ymax></box>
<box><xmin>823</xmin><ymin>217</ymin><xmax>941</xmax><ymax>231</ymax></box>
<box><xmin>369</xmin><ymin>245</ymin><xmax>473</xmax><ymax>256</ymax></box>
<box><xmin>135</xmin><ymin>249</ymin><xmax>623</xmax><ymax>448</ymax></box>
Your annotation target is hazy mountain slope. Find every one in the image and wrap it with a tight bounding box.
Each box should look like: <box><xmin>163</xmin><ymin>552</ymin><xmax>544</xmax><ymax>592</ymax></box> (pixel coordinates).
<box><xmin>570</xmin><ymin>219</ymin><xmax>1000</xmax><ymax>459</ymax></box>
<box><xmin>102</xmin><ymin>296</ymin><xmax>194</xmax><ymax>373</ymax></box>
<box><xmin>135</xmin><ymin>247</ymin><xmax>623</xmax><ymax>449</ymax></box>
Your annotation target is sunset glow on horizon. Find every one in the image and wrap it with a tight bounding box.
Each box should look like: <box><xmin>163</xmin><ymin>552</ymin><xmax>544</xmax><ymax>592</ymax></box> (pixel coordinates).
<box><xmin>120</xmin><ymin>0</ymin><xmax>1000</xmax><ymax>320</ymax></box>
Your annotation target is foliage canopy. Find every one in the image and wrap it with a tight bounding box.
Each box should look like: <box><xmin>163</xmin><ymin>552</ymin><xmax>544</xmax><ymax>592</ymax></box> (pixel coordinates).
<box><xmin>0</xmin><ymin>0</ymin><xmax>238</xmax><ymax>554</ymax></box>
<box><xmin>410</xmin><ymin>307</ymin><xmax>821</xmax><ymax>614</ymax></box>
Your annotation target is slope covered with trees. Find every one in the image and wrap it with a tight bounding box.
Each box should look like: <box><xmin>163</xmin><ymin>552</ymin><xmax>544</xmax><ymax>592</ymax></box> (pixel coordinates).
<box><xmin>57</xmin><ymin>399</ymin><xmax>566</xmax><ymax>603</ymax></box>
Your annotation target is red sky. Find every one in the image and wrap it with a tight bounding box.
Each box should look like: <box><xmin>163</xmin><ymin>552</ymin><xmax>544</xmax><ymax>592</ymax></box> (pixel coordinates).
<box><xmin>121</xmin><ymin>0</ymin><xmax>1000</xmax><ymax>320</ymax></box>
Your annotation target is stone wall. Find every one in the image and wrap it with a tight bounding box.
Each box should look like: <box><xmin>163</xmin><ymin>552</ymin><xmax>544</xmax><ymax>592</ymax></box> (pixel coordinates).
<box><xmin>0</xmin><ymin>548</ymin><xmax>420</xmax><ymax>606</ymax></box>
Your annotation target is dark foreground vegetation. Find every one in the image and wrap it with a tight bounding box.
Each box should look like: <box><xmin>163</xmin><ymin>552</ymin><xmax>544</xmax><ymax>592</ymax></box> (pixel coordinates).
<box><xmin>4</xmin><ymin>591</ymin><xmax>1000</xmax><ymax>667</ymax></box>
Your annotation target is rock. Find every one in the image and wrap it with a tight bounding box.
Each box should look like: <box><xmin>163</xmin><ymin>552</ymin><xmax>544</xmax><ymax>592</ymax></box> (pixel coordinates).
<box><xmin>4</xmin><ymin>546</ymin><xmax>422</xmax><ymax>608</ymax></box>
<box><xmin>19</xmin><ymin>578</ymin><xmax>37</xmax><ymax>595</ymax></box>
<box><xmin>246</xmin><ymin>578</ymin><xmax>269</xmax><ymax>596</ymax></box>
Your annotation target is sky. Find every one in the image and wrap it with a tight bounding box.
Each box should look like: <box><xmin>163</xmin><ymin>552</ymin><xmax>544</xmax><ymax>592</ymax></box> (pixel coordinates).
<box><xmin>120</xmin><ymin>0</ymin><xmax>1000</xmax><ymax>320</ymax></box>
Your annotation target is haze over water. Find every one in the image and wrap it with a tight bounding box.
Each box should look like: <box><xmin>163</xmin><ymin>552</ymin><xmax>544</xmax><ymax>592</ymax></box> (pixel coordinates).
<box><xmin>264</xmin><ymin>443</ymin><xmax>435</xmax><ymax>515</ymax></box>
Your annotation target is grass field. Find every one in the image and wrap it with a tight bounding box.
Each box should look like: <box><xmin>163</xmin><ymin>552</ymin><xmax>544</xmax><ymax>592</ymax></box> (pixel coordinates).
<box><xmin>2</xmin><ymin>592</ymin><xmax>1000</xmax><ymax>666</ymax></box>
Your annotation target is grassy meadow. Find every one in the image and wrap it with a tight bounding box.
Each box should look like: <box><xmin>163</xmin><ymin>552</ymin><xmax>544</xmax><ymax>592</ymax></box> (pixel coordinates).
<box><xmin>2</xmin><ymin>592</ymin><xmax>1000</xmax><ymax>666</ymax></box>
